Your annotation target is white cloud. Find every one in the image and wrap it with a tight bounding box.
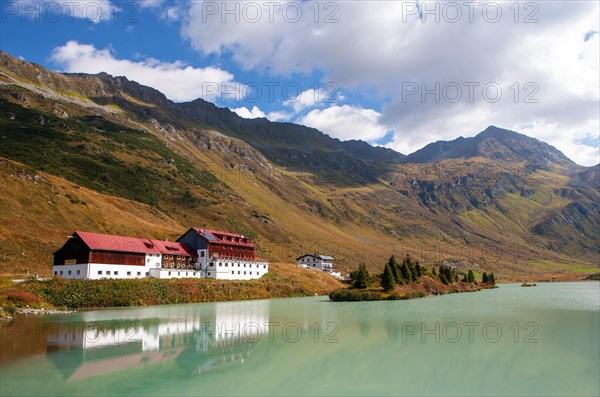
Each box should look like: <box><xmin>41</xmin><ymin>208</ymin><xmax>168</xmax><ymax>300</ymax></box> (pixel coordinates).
<box><xmin>15</xmin><ymin>0</ymin><xmax>115</xmax><ymax>23</ymax></box>
<box><xmin>284</xmin><ymin>87</ymin><xmax>341</xmax><ymax>113</ymax></box>
<box><xmin>232</xmin><ymin>106</ymin><xmax>266</xmax><ymax>119</ymax></box>
<box><xmin>299</xmin><ymin>105</ymin><xmax>389</xmax><ymax>142</ymax></box>
<box><xmin>180</xmin><ymin>0</ymin><xmax>600</xmax><ymax>165</ymax></box>
<box><xmin>50</xmin><ymin>41</ymin><xmax>244</xmax><ymax>103</ymax></box>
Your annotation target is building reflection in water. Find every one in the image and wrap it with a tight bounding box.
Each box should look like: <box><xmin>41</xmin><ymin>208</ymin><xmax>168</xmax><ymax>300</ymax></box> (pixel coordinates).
<box><xmin>46</xmin><ymin>300</ymin><xmax>270</xmax><ymax>381</ymax></box>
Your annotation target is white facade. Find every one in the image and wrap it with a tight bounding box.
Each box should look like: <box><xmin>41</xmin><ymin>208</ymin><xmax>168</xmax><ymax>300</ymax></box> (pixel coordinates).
<box><xmin>297</xmin><ymin>254</ymin><xmax>334</xmax><ymax>271</ymax></box>
<box><xmin>202</xmin><ymin>258</ymin><xmax>269</xmax><ymax>280</ymax></box>
<box><xmin>149</xmin><ymin>268</ymin><xmax>203</xmax><ymax>279</ymax></box>
<box><xmin>194</xmin><ymin>248</ymin><xmax>268</xmax><ymax>280</ymax></box>
<box><xmin>53</xmin><ymin>253</ymin><xmax>164</xmax><ymax>280</ymax></box>
<box><xmin>53</xmin><ymin>252</ymin><xmax>267</xmax><ymax>281</ymax></box>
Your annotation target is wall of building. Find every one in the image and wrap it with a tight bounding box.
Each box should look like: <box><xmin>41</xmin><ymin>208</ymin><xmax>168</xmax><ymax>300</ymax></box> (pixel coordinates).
<box><xmin>209</xmin><ymin>243</ymin><xmax>255</xmax><ymax>259</ymax></box>
<box><xmin>89</xmin><ymin>251</ymin><xmax>146</xmax><ymax>266</ymax></box>
<box><xmin>204</xmin><ymin>259</ymin><xmax>268</xmax><ymax>280</ymax></box>
<box><xmin>176</xmin><ymin>229</ymin><xmax>208</xmax><ymax>252</ymax></box>
<box><xmin>53</xmin><ymin>237</ymin><xmax>91</xmax><ymax>266</ymax></box>
<box><xmin>297</xmin><ymin>257</ymin><xmax>334</xmax><ymax>271</ymax></box>
<box><xmin>148</xmin><ymin>268</ymin><xmax>203</xmax><ymax>279</ymax></box>
<box><xmin>52</xmin><ymin>264</ymin><xmax>89</xmax><ymax>279</ymax></box>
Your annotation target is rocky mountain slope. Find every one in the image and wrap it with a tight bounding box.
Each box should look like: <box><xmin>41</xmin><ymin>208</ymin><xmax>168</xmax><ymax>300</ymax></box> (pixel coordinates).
<box><xmin>0</xmin><ymin>50</ymin><xmax>597</xmax><ymax>279</ymax></box>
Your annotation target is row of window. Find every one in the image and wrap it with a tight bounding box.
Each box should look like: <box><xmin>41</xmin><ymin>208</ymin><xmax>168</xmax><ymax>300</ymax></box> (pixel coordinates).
<box><xmin>55</xmin><ymin>270</ymin><xmax>81</xmax><ymax>276</ymax></box>
<box><xmin>209</xmin><ymin>262</ymin><xmax>267</xmax><ymax>268</ymax></box>
<box><xmin>204</xmin><ymin>270</ymin><xmax>263</xmax><ymax>277</ymax></box>
<box><xmin>98</xmin><ymin>270</ymin><xmax>146</xmax><ymax>276</ymax></box>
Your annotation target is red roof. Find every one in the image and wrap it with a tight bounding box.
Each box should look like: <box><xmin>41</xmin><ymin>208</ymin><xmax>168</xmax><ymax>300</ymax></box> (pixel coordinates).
<box><xmin>73</xmin><ymin>231</ymin><xmax>195</xmax><ymax>256</ymax></box>
<box><xmin>191</xmin><ymin>228</ymin><xmax>256</xmax><ymax>248</ymax></box>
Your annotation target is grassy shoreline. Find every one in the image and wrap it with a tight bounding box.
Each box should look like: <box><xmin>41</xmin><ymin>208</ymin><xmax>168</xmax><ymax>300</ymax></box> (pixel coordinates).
<box><xmin>329</xmin><ymin>276</ymin><xmax>496</xmax><ymax>301</ymax></box>
<box><xmin>0</xmin><ymin>263</ymin><xmax>344</xmax><ymax>318</ymax></box>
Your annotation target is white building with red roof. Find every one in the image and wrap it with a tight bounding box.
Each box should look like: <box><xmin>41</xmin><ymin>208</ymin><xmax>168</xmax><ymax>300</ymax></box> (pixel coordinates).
<box><xmin>177</xmin><ymin>228</ymin><xmax>268</xmax><ymax>280</ymax></box>
<box><xmin>52</xmin><ymin>228</ymin><xmax>268</xmax><ymax>280</ymax></box>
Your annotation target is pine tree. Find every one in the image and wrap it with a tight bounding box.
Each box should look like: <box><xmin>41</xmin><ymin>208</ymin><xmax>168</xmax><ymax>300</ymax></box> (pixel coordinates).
<box><xmin>415</xmin><ymin>262</ymin><xmax>423</xmax><ymax>278</ymax></box>
<box><xmin>351</xmin><ymin>263</ymin><xmax>371</xmax><ymax>289</ymax></box>
<box><xmin>490</xmin><ymin>272</ymin><xmax>496</xmax><ymax>285</ymax></box>
<box><xmin>482</xmin><ymin>272</ymin><xmax>489</xmax><ymax>284</ymax></box>
<box><xmin>381</xmin><ymin>263</ymin><xmax>396</xmax><ymax>291</ymax></box>
<box><xmin>467</xmin><ymin>270</ymin><xmax>475</xmax><ymax>283</ymax></box>
<box><xmin>388</xmin><ymin>256</ymin><xmax>401</xmax><ymax>283</ymax></box>
<box><xmin>462</xmin><ymin>274</ymin><xmax>468</xmax><ymax>282</ymax></box>
<box><xmin>432</xmin><ymin>266</ymin><xmax>437</xmax><ymax>276</ymax></box>
<box><xmin>400</xmin><ymin>262</ymin><xmax>411</xmax><ymax>282</ymax></box>
<box><xmin>405</xmin><ymin>255</ymin><xmax>417</xmax><ymax>282</ymax></box>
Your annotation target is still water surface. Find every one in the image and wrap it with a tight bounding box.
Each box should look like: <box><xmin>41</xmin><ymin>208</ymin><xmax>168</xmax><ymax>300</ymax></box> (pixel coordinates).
<box><xmin>1</xmin><ymin>282</ymin><xmax>598</xmax><ymax>396</ymax></box>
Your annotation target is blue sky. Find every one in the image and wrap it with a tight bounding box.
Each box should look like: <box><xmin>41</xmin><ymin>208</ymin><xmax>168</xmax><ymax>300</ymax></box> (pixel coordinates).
<box><xmin>1</xmin><ymin>0</ymin><xmax>599</xmax><ymax>165</ymax></box>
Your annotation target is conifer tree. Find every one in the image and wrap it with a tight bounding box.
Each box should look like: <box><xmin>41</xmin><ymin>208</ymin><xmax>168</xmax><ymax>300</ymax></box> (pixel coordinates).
<box><xmin>381</xmin><ymin>263</ymin><xmax>396</xmax><ymax>291</ymax></box>
<box><xmin>482</xmin><ymin>272</ymin><xmax>489</xmax><ymax>283</ymax></box>
<box><xmin>400</xmin><ymin>262</ymin><xmax>412</xmax><ymax>282</ymax></box>
<box><xmin>490</xmin><ymin>272</ymin><xmax>496</xmax><ymax>285</ymax></box>
<box><xmin>388</xmin><ymin>256</ymin><xmax>401</xmax><ymax>283</ymax></box>
<box><xmin>467</xmin><ymin>270</ymin><xmax>475</xmax><ymax>283</ymax></box>
<box><xmin>415</xmin><ymin>262</ymin><xmax>423</xmax><ymax>278</ymax></box>
<box><xmin>351</xmin><ymin>263</ymin><xmax>371</xmax><ymax>289</ymax></box>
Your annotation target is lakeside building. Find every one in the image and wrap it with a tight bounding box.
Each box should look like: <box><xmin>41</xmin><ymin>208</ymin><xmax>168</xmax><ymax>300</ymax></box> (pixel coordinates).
<box><xmin>52</xmin><ymin>228</ymin><xmax>268</xmax><ymax>280</ymax></box>
<box><xmin>296</xmin><ymin>253</ymin><xmax>343</xmax><ymax>280</ymax></box>
<box><xmin>296</xmin><ymin>254</ymin><xmax>335</xmax><ymax>271</ymax></box>
<box><xmin>177</xmin><ymin>228</ymin><xmax>268</xmax><ymax>280</ymax></box>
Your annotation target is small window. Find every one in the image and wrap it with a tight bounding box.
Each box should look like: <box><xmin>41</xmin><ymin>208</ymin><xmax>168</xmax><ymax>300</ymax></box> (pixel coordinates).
<box><xmin>76</xmin><ymin>270</ymin><xmax>81</xmax><ymax>275</ymax></box>
<box><xmin>137</xmin><ymin>272</ymin><xmax>141</xmax><ymax>276</ymax></box>
<box><xmin>168</xmin><ymin>271</ymin><xmax>172</xmax><ymax>276</ymax></box>
<box><xmin>208</xmin><ymin>272</ymin><xmax>211</xmax><ymax>276</ymax></box>
<box><xmin>98</xmin><ymin>270</ymin><xmax>103</xmax><ymax>275</ymax></box>
<box><xmin>146</xmin><ymin>272</ymin><xmax>149</xmax><ymax>276</ymax></box>
<box><xmin>67</xmin><ymin>270</ymin><xmax>72</xmax><ymax>275</ymax></box>
<box><xmin>127</xmin><ymin>271</ymin><xmax>131</xmax><ymax>276</ymax></box>
<box><xmin>114</xmin><ymin>271</ymin><xmax>119</xmax><ymax>276</ymax></box>
<box><xmin>54</xmin><ymin>271</ymin><xmax>58</xmax><ymax>276</ymax></box>
<box><xmin>238</xmin><ymin>271</ymin><xmax>241</xmax><ymax>274</ymax></box>
<box><xmin>244</xmin><ymin>271</ymin><xmax>247</xmax><ymax>275</ymax></box>
<box><xmin>60</xmin><ymin>271</ymin><xmax>63</xmax><ymax>275</ymax></box>
<box><xmin>263</xmin><ymin>265</ymin><xmax>266</xmax><ymax>269</ymax></box>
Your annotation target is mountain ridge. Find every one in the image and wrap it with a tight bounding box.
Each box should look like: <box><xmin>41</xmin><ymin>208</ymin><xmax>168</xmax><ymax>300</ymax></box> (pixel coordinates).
<box><xmin>1</xmin><ymin>50</ymin><xmax>598</xmax><ymax>280</ymax></box>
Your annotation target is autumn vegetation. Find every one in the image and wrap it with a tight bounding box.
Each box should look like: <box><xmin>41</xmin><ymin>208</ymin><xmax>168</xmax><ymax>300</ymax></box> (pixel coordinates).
<box><xmin>329</xmin><ymin>255</ymin><xmax>496</xmax><ymax>301</ymax></box>
<box><xmin>0</xmin><ymin>263</ymin><xmax>343</xmax><ymax>316</ymax></box>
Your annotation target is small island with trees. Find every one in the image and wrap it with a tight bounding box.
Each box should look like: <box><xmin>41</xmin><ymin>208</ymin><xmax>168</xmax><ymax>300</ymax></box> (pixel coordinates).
<box><xmin>329</xmin><ymin>255</ymin><xmax>497</xmax><ymax>301</ymax></box>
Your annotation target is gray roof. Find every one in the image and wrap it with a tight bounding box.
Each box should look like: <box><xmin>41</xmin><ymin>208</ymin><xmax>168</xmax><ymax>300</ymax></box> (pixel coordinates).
<box><xmin>297</xmin><ymin>253</ymin><xmax>334</xmax><ymax>261</ymax></box>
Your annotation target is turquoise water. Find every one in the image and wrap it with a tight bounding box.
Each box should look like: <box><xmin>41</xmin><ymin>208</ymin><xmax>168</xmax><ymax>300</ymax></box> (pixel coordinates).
<box><xmin>1</xmin><ymin>282</ymin><xmax>598</xmax><ymax>396</ymax></box>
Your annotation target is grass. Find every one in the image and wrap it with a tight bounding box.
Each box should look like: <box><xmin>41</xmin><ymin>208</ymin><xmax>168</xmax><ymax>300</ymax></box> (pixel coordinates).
<box><xmin>0</xmin><ymin>264</ymin><xmax>343</xmax><ymax>310</ymax></box>
<box><xmin>527</xmin><ymin>259</ymin><xmax>599</xmax><ymax>274</ymax></box>
<box><xmin>0</xmin><ymin>100</ymin><xmax>219</xmax><ymax>208</ymax></box>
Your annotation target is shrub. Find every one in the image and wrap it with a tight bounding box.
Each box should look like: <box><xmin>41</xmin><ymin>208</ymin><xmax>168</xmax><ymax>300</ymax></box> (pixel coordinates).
<box><xmin>329</xmin><ymin>289</ymin><xmax>382</xmax><ymax>301</ymax></box>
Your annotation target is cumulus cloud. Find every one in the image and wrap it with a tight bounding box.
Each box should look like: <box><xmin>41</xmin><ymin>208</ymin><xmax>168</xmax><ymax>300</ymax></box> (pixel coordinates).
<box><xmin>50</xmin><ymin>41</ymin><xmax>244</xmax><ymax>103</ymax></box>
<box><xmin>180</xmin><ymin>1</ymin><xmax>600</xmax><ymax>165</ymax></box>
<box><xmin>284</xmin><ymin>87</ymin><xmax>341</xmax><ymax>113</ymax></box>
<box><xmin>299</xmin><ymin>105</ymin><xmax>390</xmax><ymax>142</ymax></box>
<box><xmin>232</xmin><ymin>106</ymin><xmax>266</xmax><ymax>119</ymax></box>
